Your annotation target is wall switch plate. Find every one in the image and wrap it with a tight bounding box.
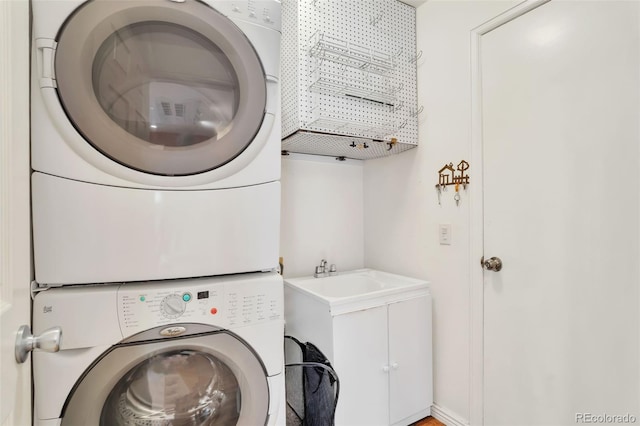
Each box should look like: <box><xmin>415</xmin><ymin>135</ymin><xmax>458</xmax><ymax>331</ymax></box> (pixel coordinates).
<box><xmin>439</xmin><ymin>224</ymin><xmax>452</xmax><ymax>245</ymax></box>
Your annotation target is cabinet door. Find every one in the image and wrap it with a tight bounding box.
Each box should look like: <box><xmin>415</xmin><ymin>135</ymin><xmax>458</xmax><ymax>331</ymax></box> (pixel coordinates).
<box><xmin>388</xmin><ymin>295</ymin><xmax>433</xmax><ymax>424</ymax></box>
<box><xmin>333</xmin><ymin>306</ymin><xmax>389</xmax><ymax>425</ymax></box>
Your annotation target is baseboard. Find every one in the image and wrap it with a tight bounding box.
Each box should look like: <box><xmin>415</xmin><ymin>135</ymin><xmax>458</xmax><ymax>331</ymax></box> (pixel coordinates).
<box><xmin>431</xmin><ymin>404</ymin><xmax>469</xmax><ymax>426</ymax></box>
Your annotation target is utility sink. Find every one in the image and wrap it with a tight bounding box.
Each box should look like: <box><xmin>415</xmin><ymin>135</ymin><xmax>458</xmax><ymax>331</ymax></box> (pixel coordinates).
<box><xmin>284</xmin><ymin>268</ymin><xmax>433</xmax><ymax>424</ymax></box>
<box><xmin>284</xmin><ymin>268</ymin><xmax>429</xmax><ymax>315</ymax></box>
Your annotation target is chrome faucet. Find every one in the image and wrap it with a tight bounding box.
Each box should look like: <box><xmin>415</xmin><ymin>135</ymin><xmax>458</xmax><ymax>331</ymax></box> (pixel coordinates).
<box><xmin>314</xmin><ymin>259</ymin><xmax>327</xmax><ymax>278</ymax></box>
<box><xmin>314</xmin><ymin>259</ymin><xmax>337</xmax><ymax>278</ymax></box>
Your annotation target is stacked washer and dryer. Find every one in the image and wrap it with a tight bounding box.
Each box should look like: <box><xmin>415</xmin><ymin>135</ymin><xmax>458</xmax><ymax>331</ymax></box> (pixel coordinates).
<box><xmin>29</xmin><ymin>0</ymin><xmax>284</xmax><ymax>424</ymax></box>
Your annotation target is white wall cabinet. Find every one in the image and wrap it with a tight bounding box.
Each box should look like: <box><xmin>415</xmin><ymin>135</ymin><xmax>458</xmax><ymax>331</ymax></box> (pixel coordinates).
<box><xmin>281</xmin><ymin>0</ymin><xmax>419</xmax><ymax>160</ymax></box>
<box><xmin>284</xmin><ymin>285</ymin><xmax>432</xmax><ymax>425</ymax></box>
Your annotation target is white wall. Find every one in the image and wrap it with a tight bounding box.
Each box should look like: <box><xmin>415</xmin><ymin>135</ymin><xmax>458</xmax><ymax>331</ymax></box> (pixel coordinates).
<box><xmin>280</xmin><ymin>154</ymin><xmax>365</xmax><ymax>279</ymax></box>
<box><xmin>280</xmin><ymin>2</ymin><xmax>524</xmax><ymax>423</ymax></box>
<box><xmin>363</xmin><ymin>1</ymin><xmax>517</xmax><ymax>423</ymax></box>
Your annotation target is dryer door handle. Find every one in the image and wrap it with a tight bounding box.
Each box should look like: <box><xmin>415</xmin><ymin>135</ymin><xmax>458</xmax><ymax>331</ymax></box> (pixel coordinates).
<box><xmin>15</xmin><ymin>325</ymin><xmax>62</xmax><ymax>364</ymax></box>
<box><xmin>35</xmin><ymin>38</ymin><xmax>57</xmax><ymax>88</ymax></box>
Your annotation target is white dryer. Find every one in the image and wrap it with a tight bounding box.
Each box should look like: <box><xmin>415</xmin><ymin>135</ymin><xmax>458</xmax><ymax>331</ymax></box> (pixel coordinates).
<box><xmin>30</xmin><ymin>0</ymin><xmax>282</xmax><ymax>285</ymax></box>
<box><xmin>32</xmin><ymin>272</ymin><xmax>285</xmax><ymax>426</ymax></box>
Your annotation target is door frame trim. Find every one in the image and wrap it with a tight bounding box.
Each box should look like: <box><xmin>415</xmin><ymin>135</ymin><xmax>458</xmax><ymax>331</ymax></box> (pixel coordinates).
<box><xmin>0</xmin><ymin>0</ymin><xmax>30</xmax><ymax>423</ymax></box>
<box><xmin>468</xmin><ymin>1</ymin><xmax>551</xmax><ymax>424</ymax></box>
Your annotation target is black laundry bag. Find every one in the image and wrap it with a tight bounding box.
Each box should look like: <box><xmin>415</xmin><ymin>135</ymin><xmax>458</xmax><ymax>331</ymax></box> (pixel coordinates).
<box><xmin>284</xmin><ymin>336</ymin><xmax>340</xmax><ymax>426</ymax></box>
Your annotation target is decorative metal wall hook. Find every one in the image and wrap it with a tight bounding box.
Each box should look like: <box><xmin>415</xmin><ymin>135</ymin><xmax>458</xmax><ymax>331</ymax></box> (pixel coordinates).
<box><xmin>436</xmin><ymin>160</ymin><xmax>470</xmax><ymax>206</ymax></box>
<box><xmin>392</xmin><ymin>100</ymin><xmax>405</xmax><ymax>113</ymax></box>
<box><xmin>386</xmin><ymin>138</ymin><xmax>398</xmax><ymax>151</ymax></box>
<box><xmin>438</xmin><ymin>160</ymin><xmax>470</xmax><ymax>187</ymax></box>
<box><xmin>308</xmin><ymin>29</ymin><xmax>320</xmax><ymax>43</ymax></box>
<box><xmin>391</xmin><ymin>82</ymin><xmax>405</xmax><ymax>94</ymax></box>
<box><xmin>411</xmin><ymin>105</ymin><xmax>424</xmax><ymax>117</ymax></box>
<box><xmin>410</xmin><ymin>50</ymin><xmax>423</xmax><ymax>64</ymax></box>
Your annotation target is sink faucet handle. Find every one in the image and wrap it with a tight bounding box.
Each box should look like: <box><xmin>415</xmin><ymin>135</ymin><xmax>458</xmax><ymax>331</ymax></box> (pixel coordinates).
<box><xmin>329</xmin><ymin>264</ymin><xmax>337</xmax><ymax>276</ymax></box>
<box><xmin>320</xmin><ymin>259</ymin><xmax>327</xmax><ymax>267</ymax></box>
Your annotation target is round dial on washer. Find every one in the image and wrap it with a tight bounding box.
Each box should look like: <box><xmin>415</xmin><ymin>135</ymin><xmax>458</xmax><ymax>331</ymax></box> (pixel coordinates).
<box><xmin>161</xmin><ymin>294</ymin><xmax>186</xmax><ymax>319</ymax></box>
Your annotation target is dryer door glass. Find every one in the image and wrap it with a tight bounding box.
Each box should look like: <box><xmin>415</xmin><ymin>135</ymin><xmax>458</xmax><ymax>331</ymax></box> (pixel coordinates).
<box><xmin>54</xmin><ymin>0</ymin><xmax>267</xmax><ymax>176</ymax></box>
<box><xmin>100</xmin><ymin>349</ymin><xmax>241</xmax><ymax>425</ymax></box>
<box><xmin>92</xmin><ymin>22</ymin><xmax>240</xmax><ymax>150</ymax></box>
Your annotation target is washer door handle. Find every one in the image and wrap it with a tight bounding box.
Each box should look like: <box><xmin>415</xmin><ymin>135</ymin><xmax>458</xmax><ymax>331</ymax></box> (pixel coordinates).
<box><xmin>15</xmin><ymin>325</ymin><xmax>61</xmax><ymax>363</ymax></box>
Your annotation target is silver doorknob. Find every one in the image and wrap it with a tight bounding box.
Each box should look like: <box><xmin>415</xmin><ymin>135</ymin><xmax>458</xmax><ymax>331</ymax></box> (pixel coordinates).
<box><xmin>482</xmin><ymin>256</ymin><xmax>503</xmax><ymax>272</ymax></box>
<box><xmin>15</xmin><ymin>325</ymin><xmax>62</xmax><ymax>364</ymax></box>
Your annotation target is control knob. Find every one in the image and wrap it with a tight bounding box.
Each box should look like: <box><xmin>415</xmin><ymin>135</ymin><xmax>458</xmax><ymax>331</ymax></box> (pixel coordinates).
<box><xmin>161</xmin><ymin>294</ymin><xmax>186</xmax><ymax>319</ymax></box>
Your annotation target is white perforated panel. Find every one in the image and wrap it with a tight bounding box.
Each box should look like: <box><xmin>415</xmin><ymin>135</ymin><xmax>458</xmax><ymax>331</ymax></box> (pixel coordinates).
<box><xmin>281</xmin><ymin>0</ymin><xmax>299</xmax><ymax>138</ymax></box>
<box><xmin>282</xmin><ymin>131</ymin><xmax>416</xmax><ymax>160</ymax></box>
<box><xmin>281</xmin><ymin>0</ymin><xmax>418</xmax><ymax>158</ymax></box>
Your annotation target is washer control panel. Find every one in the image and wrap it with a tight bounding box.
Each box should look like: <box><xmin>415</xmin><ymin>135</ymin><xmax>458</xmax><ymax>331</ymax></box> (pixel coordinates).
<box><xmin>117</xmin><ymin>273</ymin><xmax>283</xmax><ymax>336</ymax></box>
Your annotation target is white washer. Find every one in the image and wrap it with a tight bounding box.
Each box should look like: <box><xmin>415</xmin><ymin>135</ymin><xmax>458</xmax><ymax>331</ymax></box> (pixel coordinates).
<box><xmin>31</xmin><ymin>0</ymin><xmax>282</xmax><ymax>285</ymax></box>
<box><xmin>32</xmin><ymin>272</ymin><xmax>285</xmax><ymax>426</ymax></box>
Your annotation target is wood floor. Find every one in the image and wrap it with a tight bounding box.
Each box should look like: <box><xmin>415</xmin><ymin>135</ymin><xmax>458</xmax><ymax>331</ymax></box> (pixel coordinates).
<box><xmin>411</xmin><ymin>416</ymin><xmax>445</xmax><ymax>426</ymax></box>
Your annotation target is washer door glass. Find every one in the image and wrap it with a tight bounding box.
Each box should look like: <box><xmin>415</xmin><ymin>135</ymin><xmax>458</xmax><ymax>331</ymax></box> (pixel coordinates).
<box><xmin>100</xmin><ymin>349</ymin><xmax>240</xmax><ymax>425</ymax></box>
<box><xmin>60</xmin><ymin>329</ymin><xmax>270</xmax><ymax>426</ymax></box>
<box><xmin>55</xmin><ymin>0</ymin><xmax>267</xmax><ymax>176</ymax></box>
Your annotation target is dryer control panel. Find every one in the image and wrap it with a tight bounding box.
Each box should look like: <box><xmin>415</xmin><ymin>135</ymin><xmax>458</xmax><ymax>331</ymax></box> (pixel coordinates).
<box><xmin>210</xmin><ymin>0</ymin><xmax>282</xmax><ymax>31</ymax></box>
<box><xmin>117</xmin><ymin>272</ymin><xmax>283</xmax><ymax>337</ymax></box>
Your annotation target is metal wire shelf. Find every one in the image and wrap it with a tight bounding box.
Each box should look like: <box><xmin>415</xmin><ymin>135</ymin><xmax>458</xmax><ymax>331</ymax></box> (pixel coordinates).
<box><xmin>308</xmin><ymin>69</ymin><xmax>398</xmax><ymax>106</ymax></box>
<box><xmin>308</xmin><ymin>31</ymin><xmax>396</xmax><ymax>75</ymax></box>
<box><xmin>305</xmin><ymin>106</ymin><xmax>399</xmax><ymax>140</ymax></box>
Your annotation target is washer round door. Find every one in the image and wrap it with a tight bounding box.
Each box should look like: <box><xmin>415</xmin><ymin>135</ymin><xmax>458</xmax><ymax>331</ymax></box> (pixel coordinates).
<box><xmin>61</xmin><ymin>326</ymin><xmax>270</xmax><ymax>426</ymax></box>
<box><xmin>54</xmin><ymin>0</ymin><xmax>267</xmax><ymax>176</ymax></box>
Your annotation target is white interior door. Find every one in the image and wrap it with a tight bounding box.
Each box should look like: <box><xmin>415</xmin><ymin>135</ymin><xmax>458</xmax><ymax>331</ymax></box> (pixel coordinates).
<box><xmin>481</xmin><ymin>1</ymin><xmax>639</xmax><ymax>425</ymax></box>
<box><xmin>0</xmin><ymin>0</ymin><xmax>32</xmax><ymax>425</ymax></box>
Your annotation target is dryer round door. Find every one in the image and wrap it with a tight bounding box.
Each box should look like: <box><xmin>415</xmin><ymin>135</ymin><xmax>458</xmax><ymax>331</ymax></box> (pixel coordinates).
<box><xmin>61</xmin><ymin>327</ymin><xmax>271</xmax><ymax>425</ymax></box>
<box><xmin>54</xmin><ymin>0</ymin><xmax>267</xmax><ymax>176</ymax></box>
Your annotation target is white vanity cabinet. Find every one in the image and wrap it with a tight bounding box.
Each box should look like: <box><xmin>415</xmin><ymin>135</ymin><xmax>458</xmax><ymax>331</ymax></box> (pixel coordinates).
<box><xmin>284</xmin><ymin>270</ymin><xmax>432</xmax><ymax>426</ymax></box>
<box><xmin>333</xmin><ymin>296</ymin><xmax>432</xmax><ymax>425</ymax></box>
<box><xmin>281</xmin><ymin>0</ymin><xmax>419</xmax><ymax>160</ymax></box>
